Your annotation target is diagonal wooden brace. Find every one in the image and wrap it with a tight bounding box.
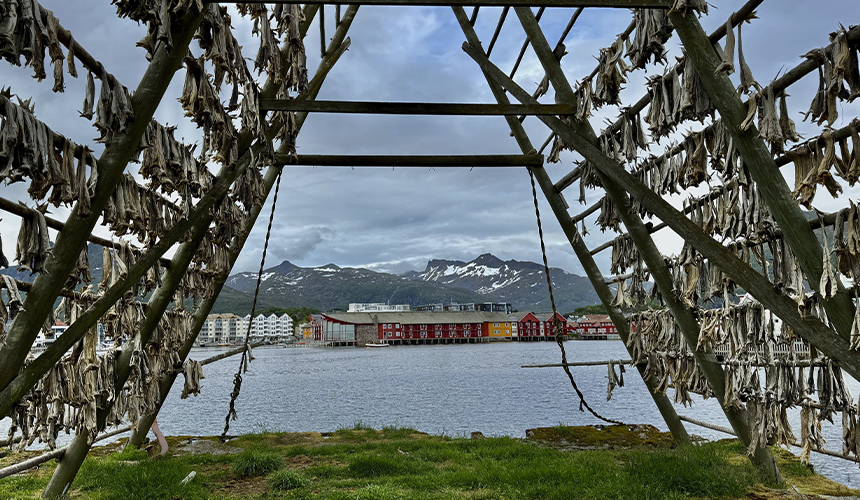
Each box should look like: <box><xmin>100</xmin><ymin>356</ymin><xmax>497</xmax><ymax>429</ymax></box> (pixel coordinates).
<box><xmin>451</xmin><ymin>6</ymin><xmax>691</xmax><ymax>444</ymax></box>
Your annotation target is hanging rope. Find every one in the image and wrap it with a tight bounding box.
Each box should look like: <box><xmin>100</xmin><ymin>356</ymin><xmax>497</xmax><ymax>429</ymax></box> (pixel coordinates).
<box><xmin>527</xmin><ymin>168</ymin><xmax>625</xmax><ymax>426</ymax></box>
<box><xmin>221</xmin><ymin>168</ymin><xmax>284</xmax><ymax>440</ymax></box>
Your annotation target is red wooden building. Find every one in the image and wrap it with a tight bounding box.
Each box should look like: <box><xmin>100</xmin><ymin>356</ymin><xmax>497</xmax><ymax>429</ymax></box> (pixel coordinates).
<box><xmin>571</xmin><ymin>314</ymin><xmax>622</xmax><ymax>340</ymax></box>
<box><xmin>515</xmin><ymin>312</ymin><xmax>567</xmax><ymax>341</ymax></box>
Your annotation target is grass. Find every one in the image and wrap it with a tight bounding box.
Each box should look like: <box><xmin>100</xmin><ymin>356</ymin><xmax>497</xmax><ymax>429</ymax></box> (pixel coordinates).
<box><xmin>0</xmin><ymin>426</ymin><xmax>854</xmax><ymax>500</ymax></box>
<box><xmin>233</xmin><ymin>447</ymin><xmax>283</xmax><ymax>476</ymax></box>
<box><xmin>268</xmin><ymin>469</ymin><xmax>311</xmax><ymax>491</ymax></box>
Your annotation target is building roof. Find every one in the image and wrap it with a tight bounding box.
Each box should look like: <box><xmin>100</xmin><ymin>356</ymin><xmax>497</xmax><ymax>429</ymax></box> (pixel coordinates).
<box><xmin>534</xmin><ymin>312</ymin><xmax>566</xmax><ymax>321</ymax></box>
<box><xmin>322</xmin><ymin>311</ymin><xmax>513</xmax><ymax>325</ymax></box>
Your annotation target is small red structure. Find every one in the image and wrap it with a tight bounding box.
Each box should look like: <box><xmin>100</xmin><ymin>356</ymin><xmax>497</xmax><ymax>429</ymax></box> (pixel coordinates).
<box><xmin>571</xmin><ymin>315</ymin><xmax>622</xmax><ymax>340</ymax></box>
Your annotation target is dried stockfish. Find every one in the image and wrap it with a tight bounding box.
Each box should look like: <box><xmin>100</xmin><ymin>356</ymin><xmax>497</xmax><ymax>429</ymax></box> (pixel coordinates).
<box><xmin>736</xmin><ymin>22</ymin><xmax>759</xmax><ymax>95</ymax></box>
<box><xmin>817</xmin><ymin>129</ymin><xmax>844</xmax><ymax>198</ymax></box>
<box><xmin>606</xmin><ymin>360</ymin><xmax>625</xmax><ymax>401</ymax></box>
<box><xmin>181</xmin><ymin>359</ymin><xmax>204</xmax><ymax>399</ymax></box>
<box><xmin>819</xmin><ymin>218</ymin><xmax>839</xmax><ymax>300</ymax></box>
<box><xmin>575</xmin><ymin>79</ymin><xmax>593</xmax><ymax>122</ymax></box>
<box><xmin>778</xmin><ymin>91</ymin><xmax>800</xmax><ymax>145</ymax></box>
<box><xmin>593</xmin><ymin>37</ymin><xmax>628</xmax><ymax>108</ymax></box>
<box><xmin>739</xmin><ymin>91</ymin><xmax>759</xmax><ymax>132</ymax></box>
<box><xmin>80</xmin><ymin>70</ymin><xmax>95</xmax><ymax>120</ymax></box>
<box><xmin>596</xmin><ymin>192</ymin><xmax>621</xmax><ymax>232</ymax></box>
<box><xmin>626</xmin><ymin>8</ymin><xmax>672</xmax><ymax>70</ymax></box>
<box><xmin>93</xmin><ymin>72</ymin><xmax>134</xmax><ymax>144</ymax></box>
<box><xmin>14</xmin><ymin>202</ymin><xmax>51</xmax><ymax>274</ymax></box>
<box><xmin>679</xmin><ymin>52</ymin><xmax>715</xmax><ymax>123</ymax></box>
<box><xmin>758</xmin><ymin>86</ymin><xmax>784</xmax><ymax>152</ymax></box>
<box><xmin>714</xmin><ymin>18</ymin><xmax>735</xmax><ymax>76</ymax></box>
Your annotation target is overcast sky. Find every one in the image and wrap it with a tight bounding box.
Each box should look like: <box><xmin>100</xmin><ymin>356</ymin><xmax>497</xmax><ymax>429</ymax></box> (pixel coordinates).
<box><xmin>1</xmin><ymin>1</ymin><xmax>858</xmax><ymax>279</ymax></box>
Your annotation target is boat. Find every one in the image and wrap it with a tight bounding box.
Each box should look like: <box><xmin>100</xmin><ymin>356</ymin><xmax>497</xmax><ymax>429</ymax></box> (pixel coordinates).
<box><xmin>365</xmin><ymin>342</ymin><xmax>390</xmax><ymax>348</ymax></box>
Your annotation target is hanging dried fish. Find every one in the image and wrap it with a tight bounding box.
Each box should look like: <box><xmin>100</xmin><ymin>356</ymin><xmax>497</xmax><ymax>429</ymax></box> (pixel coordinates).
<box><xmin>714</xmin><ymin>18</ymin><xmax>735</xmax><ymax>76</ymax></box>
<box><xmin>606</xmin><ymin>360</ymin><xmax>625</xmax><ymax>401</ymax></box>
<box><xmin>575</xmin><ymin>79</ymin><xmax>593</xmax><ymax>122</ymax></box>
<box><xmin>679</xmin><ymin>53</ymin><xmax>715</xmax><ymax>123</ymax></box>
<box><xmin>736</xmin><ymin>23</ymin><xmax>761</xmax><ymax>95</ymax></box>
<box><xmin>787</xmin><ymin>144</ymin><xmax>819</xmax><ymax>209</ymax></box>
<box><xmin>757</xmin><ymin>86</ymin><xmax>784</xmax><ymax>152</ymax></box>
<box><xmin>14</xmin><ymin>202</ymin><xmax>51</xmax><ymax>274</ymax></box>
<box><xmin>626</xmin><ymin>8</ymin><xmax>672</xmax><ymax>70</ymax></box>
<box><xmin>596</xmin><ymin>195</ymin><xmax>621</xmax><ymax>233</ymax></box>
<box><xmin>80</xmin><ymin>70</ymin><xmax>95</xmax><ymax>120</ymax></box>
<box><xmin>819</xmin><ymin>225</ymin><xmax>838</xmax><ymax>300</ymax></box>
<box><xmin>593</xmin><ymin>37</ymin><xmax>628</xmax><ymax>108</ymax></box>
<box><xmin>93</xmin><ymin>72</ymin><xmax>134</xmax><ymax>144</ymax></box>
<box><xmin>181</xmin><ymin>359</ymin><xmax>204</xmax><ymax>399</ymax></box>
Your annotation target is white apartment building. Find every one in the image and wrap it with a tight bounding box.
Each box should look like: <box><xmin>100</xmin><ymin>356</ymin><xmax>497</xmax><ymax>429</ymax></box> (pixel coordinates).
<box><xmin>200</xmin><ymin>313</ymin><xmax>294</xmax><ymax>345</ymax></box>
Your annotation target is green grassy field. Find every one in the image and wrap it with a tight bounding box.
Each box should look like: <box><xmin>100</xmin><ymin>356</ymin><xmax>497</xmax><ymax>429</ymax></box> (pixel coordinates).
<box><xmin>0</xmin><ymin>425</ymin><xmax>856</xmax><ymax>500</ymax></box>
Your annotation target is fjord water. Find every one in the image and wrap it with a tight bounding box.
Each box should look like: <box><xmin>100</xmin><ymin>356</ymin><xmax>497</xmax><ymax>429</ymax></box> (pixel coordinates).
<box><xmin>4</xmin><ymin>341</ymin><xmax>858</xmax><ymax>486</ymax></box>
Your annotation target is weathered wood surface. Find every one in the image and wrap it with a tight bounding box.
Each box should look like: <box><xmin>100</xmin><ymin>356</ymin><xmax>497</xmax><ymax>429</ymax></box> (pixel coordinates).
<box><xmin>127</xmin><ymin>5</ymin><xmax>360</xmax><ymax>450</ymax></box>
<box><xmin>260</xmin><ymin>99</ymin><xmax>575</xmax><ymax>115</ymax></box>
<box><xmin>0</xmin><ymin>9</ymin><xmax>207</xmax><ymax>397</ymax></box>
<box><xmin>274</xmin><ymin>154</ymin><xmax>545</xmax><ymax>167</ymax></box>
<box><xmin>669</xmin><ymin>12</ymin><xmax>857</xmax><ymax>342</ymax></box>
<box><xmin>0</xmin><ymin>426</ymin><xmax>132</xmax><ymax>481</ymax></box>
<box><xmin>213</xmin><ymin>0</ymin><xmax>671</xmax><ymax>7</ymax></box>
<box><xmin>452</xmin><ymin>5</ymin><xmax>691</xmax><ymax>445</ymax></box>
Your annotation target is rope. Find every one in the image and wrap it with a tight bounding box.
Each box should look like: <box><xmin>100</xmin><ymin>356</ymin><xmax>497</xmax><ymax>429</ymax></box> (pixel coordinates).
<box><xmin>221</xmin><ymin>168</ymin><xmax>284</xmax><ymax>440</ymax></box>
<box><xmin>527</xmin><ymin>168</ymin><xmax>625</xmax><ymax>426</ymax></box>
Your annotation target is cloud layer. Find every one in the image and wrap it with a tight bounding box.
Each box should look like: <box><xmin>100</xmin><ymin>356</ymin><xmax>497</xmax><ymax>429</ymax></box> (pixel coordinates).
<box><xmin>1</xmin><ymin>1</ymin><xmax>858</xmax><ymax>280</ymax></box>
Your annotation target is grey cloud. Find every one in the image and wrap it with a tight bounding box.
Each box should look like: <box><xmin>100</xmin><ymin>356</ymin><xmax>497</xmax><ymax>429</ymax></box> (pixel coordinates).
<box><xmin>2</xmin><ymin>1</ymin><xmax>859</xmax><ymax>281</ymax></box>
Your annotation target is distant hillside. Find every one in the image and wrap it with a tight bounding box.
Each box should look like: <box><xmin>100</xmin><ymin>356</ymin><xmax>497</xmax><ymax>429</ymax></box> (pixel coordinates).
<box><xmin>404</xmin><ymin>253</ymin><xmax>601</xmax><ymax>313</ymax></box>
<box><xmin>217</xmin><ymin>254</ymin><xmax>601</xmax><ymax>314</ymax></box>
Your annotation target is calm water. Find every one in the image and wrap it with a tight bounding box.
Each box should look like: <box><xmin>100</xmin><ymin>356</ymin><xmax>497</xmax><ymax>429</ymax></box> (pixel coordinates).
<box><xmin>3</xmin><ymin>341</ymin><xmax>859</xmax><ymax>486</ymax></box>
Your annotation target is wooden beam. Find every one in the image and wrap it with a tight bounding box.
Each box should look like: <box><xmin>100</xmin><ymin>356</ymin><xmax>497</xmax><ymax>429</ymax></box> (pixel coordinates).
<box><xmin>275</xmin><ymin>154</ymin><xmax>544</xmax><ymax>167</ymax></box>
<box><xmin>452</xmin><ymin>5</ymin><xmax>691</xmax><ymax>446</ymax></box>
<box><xmin>669</xmin><ymin>12</ymin><xmax>857</xmax><ymax>343</ymax></box>
<box><xmin>259</xmin><ymin>99</ymin><xmax>575</xmax><ymax>116</ymax></box>
<box><xmin>0</xmin><ymin>8</ymin><xmax>207</xmax><ymax>400</ymax></box>
<box><xmin>460</xmin><ymin>39</ymin><xmax>860</xmax><ymax>389</ymax></box>
<box><xmin>125</xmin><ymin>7</ymin><xmax>361</xmax><ymax>449</ymax></box>
<box><xmin>212</xmin><ymin>0</ymin><xmax>671</xmax><ymax>7</ymax></box>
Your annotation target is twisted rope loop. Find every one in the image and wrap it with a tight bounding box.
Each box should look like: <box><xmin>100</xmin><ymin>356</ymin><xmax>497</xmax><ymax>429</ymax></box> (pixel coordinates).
<box><xmin>527</xmin><ymin>167</ymin><xmax>625</xmax><ymax>426</ymax></box>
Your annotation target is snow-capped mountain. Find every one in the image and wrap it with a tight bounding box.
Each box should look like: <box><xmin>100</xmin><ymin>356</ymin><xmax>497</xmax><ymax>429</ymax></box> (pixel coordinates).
<box><xmin>217</xmin><ymin>253</ymin><xmax>600</xmax><ymax>313</ymax></box>
<box><xmin>404</xmin><ymin>253</ymin><xmax>600</xmax><ymax>312</ymax></box>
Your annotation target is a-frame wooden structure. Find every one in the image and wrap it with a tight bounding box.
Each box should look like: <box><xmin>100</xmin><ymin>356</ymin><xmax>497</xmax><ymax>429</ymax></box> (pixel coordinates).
<box><xmin>0</xmin><ymin>0</ymin><xmax>859</xmax><ymax>496</ymax></box>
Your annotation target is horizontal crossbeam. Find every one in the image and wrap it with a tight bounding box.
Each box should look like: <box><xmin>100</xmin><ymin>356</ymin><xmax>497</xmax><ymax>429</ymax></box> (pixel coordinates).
<box><xmin>276</xmin><ymin>154</ymin><xmax>544</xmax><ymax>167</ymax></box>
<box><xmin>210</xmin><ymin>0</ymin><xmax>669</xmax><ymax>7</ymax></box>
<box><xmin>260</xmin><ymin>99</ymin><xmax>576</xmax><ymax>116</ymax></box>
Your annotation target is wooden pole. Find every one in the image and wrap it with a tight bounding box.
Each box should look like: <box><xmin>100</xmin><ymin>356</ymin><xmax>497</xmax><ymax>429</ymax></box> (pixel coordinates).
<box><xmin>0</xmin><ymin>9</ymin><xmax>207</xmax><ymax>395</ymax></box>
<box><xmin>0</xmin><ymin>426</ymin><xmax>132</xmax><ymax>481</ymax></box>
<box><xmin>0</xmin><ymin>3</ymin><xmax>329</xmax><ymax>424</ymax></box>
<box><xmin>0</xmin><ymin>196</ymin><xmax>173</xmax><ymax>269</ymax></box>
<box><xmin>510</xmin><ymin>6</ymin><xmax>779</xmax><ymax>482</ymax></box>
<box><xmin>126</xmin><ymin>6</ymin><xmax>360</xmax><ymax>450</ymax></box>
<box><xmin>42</xmin><ymin>214</ymin><xmax>215</xmax><ymax>497</ymax></box>
<box><xmin>259</xmin><ymin>99</ymin><xmax>575</xmax><ymax>115</ymax></box>
<box><xmin>677</xmin><ymin>415</ymin><xmax>860</xmax><ymax>464</ymax></box>
<box><xmin>668</xmin><ymin>12</ymin><xmax>857</xmax><ymax>343</ymax></box>
<box><xmin>452</xmin><ymin>6</ymin><xmax>691</xmax><ymax>445</ymax></box>
<box><xmin>458</xmin><ymin>39</ymin><xmax>860</xmax><ymax>387</ymax></box>
<box><xmin>275</xmin><ymin>154</ymin><xmax>544</xmax><ymax>167</ymax></box>
<box><xmin>212</xmin><ymin>0</ymin><xmax>672</xmax><ymax>7</ymax></box>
